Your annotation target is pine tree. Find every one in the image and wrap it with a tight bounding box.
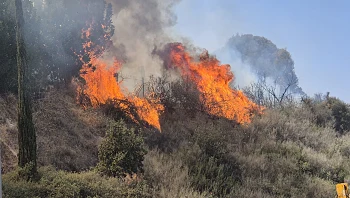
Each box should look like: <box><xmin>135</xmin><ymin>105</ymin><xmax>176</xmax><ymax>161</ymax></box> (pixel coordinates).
<box><xmin>15</xmin><ymin>0</ymin><xmax>37</xmax><ymax>180</ymax></box>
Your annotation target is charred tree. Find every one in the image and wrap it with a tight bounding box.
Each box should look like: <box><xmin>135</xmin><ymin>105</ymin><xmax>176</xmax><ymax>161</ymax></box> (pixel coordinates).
<box><xmin>15</xmin><ymin>0</ymin><xmax>37</xmax><ymax>179</ymax></box>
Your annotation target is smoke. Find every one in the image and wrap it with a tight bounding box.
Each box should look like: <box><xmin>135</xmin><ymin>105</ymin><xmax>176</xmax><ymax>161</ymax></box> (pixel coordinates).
<box><xmin>214</xmin><ymin>47</ymin><xmax>257</xmax><ymax>88</ymax></box>
<box><xmin>219</xmin><ymin>34</ymin><xmax>304</xmax><ymax>94</ymax></box>
<box><xmin>103</xmin><ymin>0</ymin><xmax>181</xmax><ymax>91</ymax></box>
<box><xmin>28</xmin><ymin>0</ymin><xmax>299</xmax><ymax>97</ymax></box>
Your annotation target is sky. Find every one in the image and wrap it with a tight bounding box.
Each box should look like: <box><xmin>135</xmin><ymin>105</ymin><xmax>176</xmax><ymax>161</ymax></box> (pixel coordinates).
<box><xmin>173</xmin><ymin>0</ymin><xmax>350</xmax><ymax>103</ymax></box>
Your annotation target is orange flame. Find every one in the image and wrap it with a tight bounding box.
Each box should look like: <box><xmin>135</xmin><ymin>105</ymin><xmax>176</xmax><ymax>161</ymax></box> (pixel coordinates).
<box><xmin>77</xmin><ymin>24</ymin><xmax>164</xmax><ymax>130</ymax></box>
<box><xmin>166</xmin><ymin>43</ymin><xmax>262</xmax><ymax>124</ymax></box>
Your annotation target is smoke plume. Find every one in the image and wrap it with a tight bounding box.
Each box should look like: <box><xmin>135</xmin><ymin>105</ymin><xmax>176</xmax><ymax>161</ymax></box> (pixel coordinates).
<box><xmin>103</xmin><ymin>0</ymin><xmax>181</xmax><ymax>91</ymax></box>
<box><xmin>214</xmin><ymin>47</ymin><xmax>257</xmax><ymax>88</ymax></box>
<box><xmin>219</xmin><ymin>34</ymin><xmax>304</xmax><ymax>94</ymax></box>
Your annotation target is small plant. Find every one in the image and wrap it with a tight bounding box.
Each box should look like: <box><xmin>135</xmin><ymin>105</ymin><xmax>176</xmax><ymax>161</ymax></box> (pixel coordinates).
<box><xmin>18</xmin><ymin>161</ymin><xmax>38</xmax><ymax>181</ymax></box>
<box><xmin>96</xmin><ymin>120</ymin><xmax>147</xmax><ymax>177</ymax></box>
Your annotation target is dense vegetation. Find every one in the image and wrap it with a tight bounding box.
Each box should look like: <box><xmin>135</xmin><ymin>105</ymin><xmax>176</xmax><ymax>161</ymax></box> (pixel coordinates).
<box><xmin>2</xmin><ymin>86</ymin><xmax>350</xmax><ymax>197</ymax></box>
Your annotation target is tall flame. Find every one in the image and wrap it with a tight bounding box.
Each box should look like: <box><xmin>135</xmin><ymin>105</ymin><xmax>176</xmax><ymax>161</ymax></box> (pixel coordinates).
<box><xmin>77</xmin><ymin>24</ymin><xmax>164</xmax><ymax>130</ymax></box>
<box><xmin>165</xmin><ymin>43</ymin><xmax>262</xmax><ymax>124</ymax></box>
<box><xmin>76</xmin><ymin>23</ymin><xmax>261</xmax><ymax>129</ymax></box>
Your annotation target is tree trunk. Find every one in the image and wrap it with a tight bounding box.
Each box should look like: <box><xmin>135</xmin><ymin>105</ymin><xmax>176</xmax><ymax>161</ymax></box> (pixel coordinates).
<box><xmin>0</xmin><ymin>144</ymin><xmax>2</xmax><ymax>198</ymax></box>
<box><xmin>15</xmin><ymin>0</ymin><xmax>37</xmax><ymax>179</ymax></box>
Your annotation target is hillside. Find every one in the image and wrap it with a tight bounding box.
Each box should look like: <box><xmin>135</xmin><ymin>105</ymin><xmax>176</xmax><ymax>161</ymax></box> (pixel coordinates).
<box><xmin>1</xmin><ymin>89</ymin><xmax>107</xmax><ymax>173</ymax></box>
<box><xmin>2</xmin><ymin>87</ymin><xmax>350</xmax><ymax>197</ymax></box>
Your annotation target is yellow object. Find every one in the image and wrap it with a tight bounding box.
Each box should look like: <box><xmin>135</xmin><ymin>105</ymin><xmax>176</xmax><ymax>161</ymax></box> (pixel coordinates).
<box><xmin>336</xmin><ymin>183</ymin><xmax>350</xmax><ymax>198</ymax></box>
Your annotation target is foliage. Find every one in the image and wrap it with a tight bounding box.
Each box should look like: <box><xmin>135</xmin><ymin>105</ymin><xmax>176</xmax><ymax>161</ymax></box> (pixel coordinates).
<box><xmin>17</xmin><ymin>161</ymin><xmax>38</xmax><ymax>182</ymax></box>
<box><xmin>188</xmin><ymin>154</ymin><xmax>241</xmax><ymax>197</ymax></box>
<box><xmin>3</xmin><ymin>166</ymin><xmax>151</xmax><ymax>198</ymax></box>
<box><xmin>301</xmin><ymin>95</ymin><xmax>350</xmax><ymax>134</ymax></box>
<box><xmin>327</xmin><ymin>97</ymin><xmax>350</xmax><ymax>134</ymax></box>
<box><xmin>96</xmin><ymin>120</ymin><xmax>147</xmax><ymax>177</ymax></box>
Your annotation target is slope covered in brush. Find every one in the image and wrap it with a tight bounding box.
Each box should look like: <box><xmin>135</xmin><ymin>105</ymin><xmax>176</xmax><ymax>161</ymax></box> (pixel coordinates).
<box><xmin>0</xmin><ymin>89</ymin><xmax>107</xmax><ymax>173</ymax></box>
<box><xmin>2</xmin><ymin>89</ymin><xmax>350</xmax><ymax>197</ymax></box>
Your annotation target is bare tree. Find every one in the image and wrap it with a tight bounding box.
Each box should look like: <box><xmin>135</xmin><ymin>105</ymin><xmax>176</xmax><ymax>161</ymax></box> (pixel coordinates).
<box><xmin>243</xmin><ymin>74</ymin><xmax>299</xmax><ymax>108</ymax></box>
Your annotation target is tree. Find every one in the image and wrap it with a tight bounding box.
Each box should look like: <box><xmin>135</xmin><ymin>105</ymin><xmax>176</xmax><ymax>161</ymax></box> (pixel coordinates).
<box><xmin>0</xmin><ymin>144</ymin><xmax>2</xmax><ymax>198</ymax></box>
<box><xmin>222</xmin><ymin>34</ymin><xmax>304</xmax><ymax>95</ymax></box>
<box><xmin>36</xmin><ymin>0</ymin><xmax>115</xmax><ymax>86</ymax></box>
<box><xmin>15</xmin><ymin>0</ymin><xmax>37</xmax><ymax>179</ymax></box>
<box><xmin>0</xmin><ymin>0</ymin><xmax>114</xmax><ymax>95</ymax></box>
<box><xmin>0</xmin><ymin>0</ymin><xmax>42</xmax><ymax>94</ymax></box>
<box><xmin>243</xmin><ymin>75</ymin><xmax>299</xmax><ymax>108</ymax></box>
<box><xmin>327</xmin><ymin>97</ymin><xmax>350</xmax><ymax>135</ymax></box>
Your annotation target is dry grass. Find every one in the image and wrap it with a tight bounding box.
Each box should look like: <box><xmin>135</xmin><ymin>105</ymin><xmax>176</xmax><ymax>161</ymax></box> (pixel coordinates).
<box><xmin>34</xmin><ymin>89</ymin><xmax>108</xmax><ymax>171</ymax></box>
<box><xmin>0</xmin><ymin>88</ymin><xmax>108</xmax><ymax>173</ymax></box>
<box><xmin>143</xmin><ymin>150</ymin><xmax>208</xmax><ymax>198</ymax></box>
<box><xmin>144</xmin><ymin>102</ymin><xmax>348</xmax><ymax>197</ymax></box>
<box><xmin>0</xmin><ymin>94</ymin><xmax>18</xmax><ymax>173</ymax></box>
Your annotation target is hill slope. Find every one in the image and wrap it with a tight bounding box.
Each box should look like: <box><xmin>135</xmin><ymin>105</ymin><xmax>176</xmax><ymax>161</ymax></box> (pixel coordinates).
<box><xmin>1</xmin><ymin>89</ymin><xmax>107</xmax><ymax>173</ymax></box>
<box><xmin>2</xmin><ymin>89</ymin><xmax>350</xmax><ymax>197</ymax></box>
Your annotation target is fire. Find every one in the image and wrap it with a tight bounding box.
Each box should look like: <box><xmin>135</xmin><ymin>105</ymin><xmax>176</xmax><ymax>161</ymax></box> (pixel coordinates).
<box><xmin>77</xmin><ymin>24</ymin><xmax>164</xmax><ymax>130</ymax></box>
<box><xmin>164</xmin><ymin>43</ymin><xmax>262</xmax><ymax>124</ymax></box>
<box><xmin>76</xmin><ymin>22</ymin><xmax>260</xmax><ymax>129</ymax></box>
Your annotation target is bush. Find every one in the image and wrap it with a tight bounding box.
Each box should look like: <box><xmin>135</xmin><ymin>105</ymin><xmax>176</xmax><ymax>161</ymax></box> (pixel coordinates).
<box><xmin>329</xmin><ymin>98</ymin><xmax>350</xmax><ymax>134</ymax></box>
<box><xmin>96</xmin><ymin>120</ymin><xmax>147</xmax><ymax>177</ymax></box>
<box><xmin>301</xmin><ymin>96</ymin><xmax>350</xmax><ymax>134</ymax></box>
<box><xmin>188</xmin><ymin>154</ymin><xmax>241</xmax><ymax>197</ymax></box>
<box><xmin>3</xmin><ymin>166</ymin><xmax>151</xmax><ymax>198</ymax></box>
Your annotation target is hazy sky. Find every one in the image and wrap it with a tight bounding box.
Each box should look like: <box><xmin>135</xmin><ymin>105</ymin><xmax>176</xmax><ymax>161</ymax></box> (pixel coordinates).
<box><xmin>174</xmin><ymin>0</ymin><xmax>350</xmax><ymax>103</ymax></box>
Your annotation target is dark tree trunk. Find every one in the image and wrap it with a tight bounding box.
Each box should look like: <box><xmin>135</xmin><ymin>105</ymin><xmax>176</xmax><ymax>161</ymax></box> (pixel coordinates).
<box><xmin>15</xmin><ymin>0</ymin><xmax>37</xmax><ymax>179</ymax></box>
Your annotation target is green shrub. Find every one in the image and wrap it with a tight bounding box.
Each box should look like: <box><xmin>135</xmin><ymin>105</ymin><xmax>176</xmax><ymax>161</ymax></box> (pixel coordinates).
<box><xmin>3</xmin><ymin>166</ymin><xmax>151</xmax><ymax>198</ymax></box>
<box><xmin>301</xmin><ymin>97</ymin><xmax>334</xmax><ymax>128</ymax></box>
<box><xmin>302</xmin><ymin>96</ymin><xmax>350</xmax><ymax>134</ymax></box>
<box><xmin>329</xmin><ymin>99</ymin><xmax>350</xmax><ymax>134</ymax></box>
<box><xmin>96</xmin><ymin>120</ymin><xmax>147</xmax><ymax>177</ymax></box>
<box><xmin>17</xmin><ymin>161</ymin><xmax>39</xmax><ymax>181</ymax></box>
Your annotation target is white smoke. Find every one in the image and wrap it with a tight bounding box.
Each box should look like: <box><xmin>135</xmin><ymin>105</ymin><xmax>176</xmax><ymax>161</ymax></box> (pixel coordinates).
<box><xmin>214</xmin><ymin>47</ymin><xmax>257</xmax><ymax>88</ymax></box>
<box><xmin>104</xmin><ymin>0</ymin><xmax>181</xmax><ymax>91</ymax></box>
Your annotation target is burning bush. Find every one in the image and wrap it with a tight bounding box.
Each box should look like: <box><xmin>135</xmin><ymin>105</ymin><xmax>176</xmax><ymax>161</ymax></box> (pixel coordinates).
<box><xmin>156</xmin><ymin>43</ymin><xmax>264</xmax><ymax>124</ymax></box>
<box><xmin>76</xmin><ymin>23</ymin><xmax>164</xmax><ymax>131</ymax></box>
<box><xmin>75</xmin><ymin>22</ymin><xmax>262</xmax><ymax>132</ymax></box>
